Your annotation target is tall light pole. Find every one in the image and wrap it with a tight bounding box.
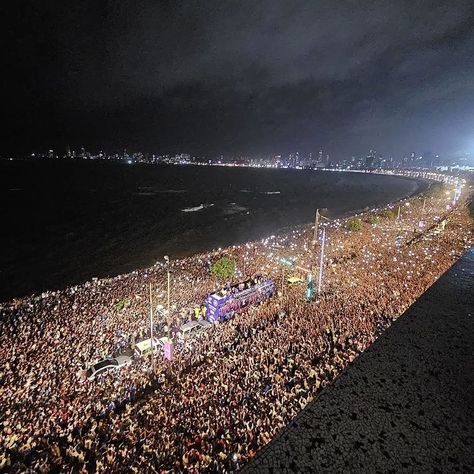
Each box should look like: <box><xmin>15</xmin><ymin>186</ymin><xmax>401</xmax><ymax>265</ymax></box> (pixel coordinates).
<box><xmin>312</xmin><ymin>209</ymin><xmax>320</xmax><ymax>246</ymax></box>
<box><xmin>149</xmin><ymin>283</ymin><xmax>155</xmax><ymax>372</ymax></box>
<box><xmin>281</xmin><ymin>266</ymin><xmax>286</xmax><ymax>297</ymax></box>
<box><xmin>164</xmin><ymin>256</ymin><xmax>171</xmax><ymax>337</ymax></box>
<box><xmin>318</xmin><ymin>227</ymin><xmax>326</xmax><ymax>294</ymax></box>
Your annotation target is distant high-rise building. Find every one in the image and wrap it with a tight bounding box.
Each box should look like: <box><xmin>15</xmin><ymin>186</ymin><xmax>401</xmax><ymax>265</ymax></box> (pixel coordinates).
<box><xmin>365</xmin><ymin>149</ymin><xmax>376</xmax><ymax>168</ymax></box>
<box><xmin>288</xmin><ymin>152</ymin><xmax>300</xmax><ymax>168</ymax></box>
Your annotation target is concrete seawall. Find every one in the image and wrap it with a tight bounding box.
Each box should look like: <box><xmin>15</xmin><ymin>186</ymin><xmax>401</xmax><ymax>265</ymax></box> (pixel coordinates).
<box><xmin>242</xmin><ymin>247</ymin><xmax>474</xmax><ymax>473</ymax></box>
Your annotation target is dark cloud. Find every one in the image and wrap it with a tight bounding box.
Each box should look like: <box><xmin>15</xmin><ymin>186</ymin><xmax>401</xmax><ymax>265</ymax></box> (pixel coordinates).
<box><xmin>3</xmin><ymin>0</ymin><xmax>474</xmax><ymax>157</ymax></box>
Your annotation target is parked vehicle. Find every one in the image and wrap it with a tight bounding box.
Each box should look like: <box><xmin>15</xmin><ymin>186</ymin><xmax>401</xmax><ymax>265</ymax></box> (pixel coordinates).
<box><xmin>179</xmin><ymin>321</ymin><xmax>202</xmax><ymax>337</ymax></box>
<box><xmin>134</xmin><ymin>337</ymin><xmax>167</xmax><ymax>356</ymax></box>
<box><xmin>86</xmin><ymin>355</ymin><xmax>131</xmax><ymax>381</ymax></box>
<box><xmin>287</xmin><ymin>276</ymin><xmax>304</xmax><ymax>284</ymax></box>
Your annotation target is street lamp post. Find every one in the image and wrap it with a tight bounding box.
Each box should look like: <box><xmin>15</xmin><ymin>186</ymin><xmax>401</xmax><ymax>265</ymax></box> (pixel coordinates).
<box><xmin>149</xmin><ymin>283</ymin><xmax>155</xmax><ymax>373</ymax></box>
<box><xmin>313</xmin><ymin>209</ymin><xmax>331</xmax><ymax>247</ymax></box>
<box><xmin>281</xmin><ymin>266</ymin><xmax>285</xmax><ymax>297</ymax></box>
<box><xmin>318</xmin><ymin>227</ymin><xmax>326</xmax><ymax>294</ymax></box>
<box><xmin>164</xmin><ymin>256</ymin><xmax>171</xmax><ymax>337</ymax></box>
<box><xmin>312</xmin><ymin>208</ymin><xmax>320</xmax><ymax>246</ymax></box>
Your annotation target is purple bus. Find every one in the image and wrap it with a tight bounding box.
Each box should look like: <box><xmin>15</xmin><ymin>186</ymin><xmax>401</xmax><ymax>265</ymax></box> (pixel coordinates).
<box><xmin>205</xmin><ymin>277</ymin><xmax>275</xmax><ymax>323</ymax></box>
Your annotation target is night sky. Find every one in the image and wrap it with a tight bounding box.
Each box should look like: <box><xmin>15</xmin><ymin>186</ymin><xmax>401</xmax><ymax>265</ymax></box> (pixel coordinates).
<box><xmin>3</xmin><ymin>0</ymin><xmax>474</xmax><ymax>158</ymax></box>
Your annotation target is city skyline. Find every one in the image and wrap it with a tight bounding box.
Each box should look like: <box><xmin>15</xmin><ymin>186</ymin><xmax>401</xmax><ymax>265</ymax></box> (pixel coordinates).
<box><xmin>16</xmin><ymin>143</ymin><xmax>473</xmax><ymax>169</ymax></box>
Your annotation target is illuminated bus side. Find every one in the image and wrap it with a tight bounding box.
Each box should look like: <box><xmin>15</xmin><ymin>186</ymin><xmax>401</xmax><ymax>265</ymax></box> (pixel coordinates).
<box><xmin>205</xmin><ymin>278</ymin><xmax>275</xmax><ymax>322</ymax></box>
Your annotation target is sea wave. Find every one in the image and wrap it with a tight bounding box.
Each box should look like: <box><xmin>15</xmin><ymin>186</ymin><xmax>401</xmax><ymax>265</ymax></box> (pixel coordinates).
<box><xmin>262</xmin><ymin>191</ymin><xmax>281</xmax><ymax>195</ymax></box>
<box><xmin>181</xmin><ymin>203</ymin><xmax>214</xmax><ymax>213</ymax></box>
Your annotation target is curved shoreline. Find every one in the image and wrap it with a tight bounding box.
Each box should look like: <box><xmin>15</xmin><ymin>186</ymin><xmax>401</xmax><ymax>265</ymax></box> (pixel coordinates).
<box><xmin>1</xmin><ymin>172</ymin><xmax>428</xmax><ymax>305</ymax></box>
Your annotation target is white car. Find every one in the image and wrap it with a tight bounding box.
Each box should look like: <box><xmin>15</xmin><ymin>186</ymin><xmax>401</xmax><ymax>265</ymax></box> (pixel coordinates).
<box><xmin>180</xmin><ymin>320</ymin><xmax>213</xmax><ymax>337</ymax></box>
<box><xmin>135</xmin><ymin>337</ymin><xmax>169</xmax><ymax>356</ymax></box>
<box><xmin>86</xmin><ymin>355</ymin><xmax>132</xmax><ymax>381</ymax></box>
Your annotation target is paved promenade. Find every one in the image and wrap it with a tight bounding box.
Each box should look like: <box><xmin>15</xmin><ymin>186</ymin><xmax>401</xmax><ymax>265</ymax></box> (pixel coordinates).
<box><xmin>242</xmin><ymin>247</ymin><xmax>474</xmax><ymax>473</ymax></box>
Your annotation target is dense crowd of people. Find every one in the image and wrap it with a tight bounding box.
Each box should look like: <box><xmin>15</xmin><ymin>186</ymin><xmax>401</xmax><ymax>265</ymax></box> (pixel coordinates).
<box><xmin>0</xmin><ymin>182</ymin><xmax>472</xmax><ymax>472</ymax></box>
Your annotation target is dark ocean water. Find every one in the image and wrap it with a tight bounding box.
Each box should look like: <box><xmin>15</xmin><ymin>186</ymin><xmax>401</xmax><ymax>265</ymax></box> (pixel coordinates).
<box><xmin>0</xmin><ymin>160</ymin><xmax>420</xmax><ymax>302</ymax></box>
